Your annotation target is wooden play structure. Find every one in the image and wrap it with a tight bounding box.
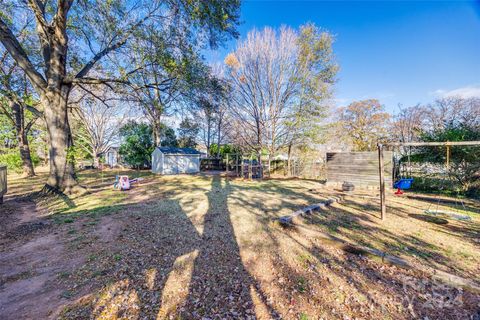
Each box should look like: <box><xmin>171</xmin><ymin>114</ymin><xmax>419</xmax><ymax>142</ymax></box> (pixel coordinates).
<box><xmin>326</xmin><ymin>152</ymin><xmax>392</xmax><ymax>187</ymax></box>
<box><xmin>377</xmin><ymin>141</ymin><xmax>480</xmax><ymax>220</ymax></box>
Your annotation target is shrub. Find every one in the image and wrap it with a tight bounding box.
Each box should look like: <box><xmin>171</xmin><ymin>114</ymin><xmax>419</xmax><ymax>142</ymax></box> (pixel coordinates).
<box><xmin>0</xmin><ymin>150</ymin><xmax>40</xmax><ymax>173</ymax></box>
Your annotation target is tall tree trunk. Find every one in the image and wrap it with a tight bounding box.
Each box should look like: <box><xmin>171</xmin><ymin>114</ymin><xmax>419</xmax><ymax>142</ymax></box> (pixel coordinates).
<box><xmin>43</xmin><ymin>85</ymin><xmax>78</xmax><ymax>193</ymax></box>
<box><xmin>153</xmin><ymin>120</ymin><xmax>162</xmax><ymax>147</ymax></box>
<box><xmin>287</xmin><ymin>143</ymin><xmax>292</xmax><ymax>177</ymax></box>
<box><xmin>267</xmin><ymin>152</ymin><xmax>271</xmax><ymax>177</ymax></box>
<box><xmin>17</xmin><ymin>130</ymin><xmax>35</xmax><ymax>177</ymax></box>
<box><xmin>216</xmin><ymin>114</ymin><xmax>222</xmax><ymax>158</ymax></box>
<box><xmin>206</xmin><ymin>121</ymin><xmax>211</xmax><ymax>157</ymax></box>
<box><xmin>92</xmin><ymin>149</ymin><xmax>100</xmax><ymax>168</ymax></box>
<box><xmin>43</xmin><ymin>133</ymin><xmax>49</xmax><ymax>166</ymax></box>
<box><xmin>11</xmin><ymin>101</ymin><xmax>35</xmax><ymax>177</ymax></box>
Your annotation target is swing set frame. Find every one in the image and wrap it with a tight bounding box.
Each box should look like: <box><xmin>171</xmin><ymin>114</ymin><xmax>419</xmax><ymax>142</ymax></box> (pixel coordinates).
<box><xmin>377</xmin><ymin>140</ymin><xmax>480</xmax><ymax>221</ymax></box>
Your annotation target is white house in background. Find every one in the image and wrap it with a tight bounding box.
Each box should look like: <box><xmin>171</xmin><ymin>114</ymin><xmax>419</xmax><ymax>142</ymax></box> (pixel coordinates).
<box><xmin>105</xmin><ymin>147</ymin><xmax>120</xmax><ymax>168</ymax></box>
<box><xmin>151</xmin><ymin>147</ymin><xmax>201</xmax><ymax>174</ymax></box>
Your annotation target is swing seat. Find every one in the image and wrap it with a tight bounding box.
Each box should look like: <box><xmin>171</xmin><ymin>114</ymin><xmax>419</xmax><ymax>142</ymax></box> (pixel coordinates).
<box><xmin>393</xmin><ymin>178</ymin><xmax>413</xmax><ymax>190</ymax></box>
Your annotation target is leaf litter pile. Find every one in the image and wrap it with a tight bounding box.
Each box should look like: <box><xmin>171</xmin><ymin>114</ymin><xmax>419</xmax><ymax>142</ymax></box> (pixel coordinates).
<box><xmin>1</xmin><ymin>172</ymin><xmax>479</xmax><ymax>319</ymax></box>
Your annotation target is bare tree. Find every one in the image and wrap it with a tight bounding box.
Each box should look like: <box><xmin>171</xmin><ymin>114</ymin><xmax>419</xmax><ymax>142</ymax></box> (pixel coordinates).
<box><xmin>391</xmin><ymin>104</ymin><xmax>426</xmax><ymax>143</ymax></box>
<box><xmin>225</xmin><ymin>27</ymin><xmax>297</xmax><ymax>158</ymax></box>
<box><xmin>71</xmin><ymin>93</ymin><xmax>126</xmax><ymax>168</ymax></box>
<box><xmin>391</xmin><ymin>97</ymin><xmax>480</xmax><ymax>146</ymax></box>
<box><xmin>192</xmin><ymin>69</ymin><xmax>231</xmax><ymax>156</ymax></box>
<box><xmin>224</xmin><ymin>25</ymin><xmax>337</xmax><ymax>163</ymax></box>
<box><xmin>210</xmin><ymin>64</ymin><xmax>231</xmax><ymax>157</ymax></box>
<box><xmin>214</xmin><ymin>102</ymin><xmax>229</xmax><ymax>157</ymax></box>
<box><xmin>193</xmin><ymin>96</ymin><xmax>216</xmax><ymax>156</ymax></box>
<box><xmin>424</xmin><ymin>97</ymin><xmax>480</xmax><ymax>131</ymax></box>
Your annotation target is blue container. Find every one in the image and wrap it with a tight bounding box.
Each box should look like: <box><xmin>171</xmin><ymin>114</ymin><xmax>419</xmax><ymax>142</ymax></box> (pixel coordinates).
<box><xmin>393</xmin><ymin>178</ymin><xmax>414</xmax><ymax>190</ymax></box>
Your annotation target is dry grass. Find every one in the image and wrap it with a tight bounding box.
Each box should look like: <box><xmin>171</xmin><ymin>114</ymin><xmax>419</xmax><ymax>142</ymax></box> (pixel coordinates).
<box><xmin>1</xmin><ymin>169</ymin><xmax>479</xmax><ymax>319</ymax></box>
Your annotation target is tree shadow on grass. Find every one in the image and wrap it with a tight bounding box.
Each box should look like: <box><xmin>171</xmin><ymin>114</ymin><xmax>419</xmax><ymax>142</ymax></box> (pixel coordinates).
<box><xmin>48</xmin><ymin>197</ymin><xmax>202</xmax><ymax>319</ymax></box>
<box><xmin>182</xmin><ymin>175</ymin><xmax>279</xmax><ymax>318</ymax></box>
<box><xmin>56</xmin><ymin>175</ymin><xmax>280</xmax><ymax>319</ymax></box>
<box><xmin>408</xmin><ymin>214</ymin><xmax>449</xmax><ymax>225</ymax></box>
<box><xmin>7</xmin><ymin>173</ymin><xmax>479</xmax><ymax>319</ymax></box>
<box><xmin>232</xmin><ymin>192</ymin><xmax>480</xmax><ymax>319</ymax></box>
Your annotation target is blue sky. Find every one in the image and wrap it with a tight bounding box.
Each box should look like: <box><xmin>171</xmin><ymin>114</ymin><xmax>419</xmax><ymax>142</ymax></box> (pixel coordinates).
<box><xmin>207</xmin><ymin>0</ymin><xmax>480</xmax><ymax>113</ymax></box>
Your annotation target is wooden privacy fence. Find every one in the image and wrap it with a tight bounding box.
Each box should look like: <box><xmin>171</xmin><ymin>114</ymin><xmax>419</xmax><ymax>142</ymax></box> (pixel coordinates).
<box><xmin>326</xmin><ymin>152</ymin><xmax>392</xmax><ymax>187</ymax></box>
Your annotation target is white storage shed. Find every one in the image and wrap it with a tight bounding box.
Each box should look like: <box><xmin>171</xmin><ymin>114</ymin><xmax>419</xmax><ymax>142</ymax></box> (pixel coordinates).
<box><xmin>151</xmin><ymin>147</ymin><xmax>201</xmax><ymax>174</ymax></box>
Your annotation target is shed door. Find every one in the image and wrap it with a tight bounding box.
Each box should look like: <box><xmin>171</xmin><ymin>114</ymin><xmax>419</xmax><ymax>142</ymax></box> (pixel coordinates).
<box><xmin>177</xmin><ymin>156</ymin><xmax>194</xmax><ymax>173</ymax></box>
<box><xmin>163</xmin><ymin>155</ymin><xmax>179</xmax><ymax>174</ymax></box>
<box><xmin>183</xmin><ymin>155</ymin><xmax>199</xmax><ymax>173</ymax></box>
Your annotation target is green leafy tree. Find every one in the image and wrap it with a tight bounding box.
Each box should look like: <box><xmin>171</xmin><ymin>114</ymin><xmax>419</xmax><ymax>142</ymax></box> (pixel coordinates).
<box><xmin>160</xmin><ymin>124</ymin><xmax>178</xmax><ymax>147</ymax></box>
<box><xmin>394</xmin><ymin>97</ymin><xmax>480</xmax><ymax>196</ymax></box>
<box><xmin>285</xmin><ymin>23</ymin><xmax>338</xmax><ymax>151</ymax></box>
<box><xmin>118</xmin><ymin>121</ymin><xmax>154</xmax><ymax>169</ymax></box>
<box><xmin>0</xmin><ymin>42</ymin><xmax>42</xmax><ymax>176</ymax></box>
<box><xmin>0</xmin><ymin>113</ymin><xmax>16</xmax><ymax>148</ymax></box>
<box><xmin>209</xmin><ymin>144</ymin><xmax>237</xmax><ymax>159</ymax></box>
<box><xmin>127</xmin><ymin>29</ymin><xmax>210</xmax><ymax>147</ymax></box>
<box><xmin>418</xmin><ymin>124</ymin><xmax>480</xmax><ymax>194</ymax></box>
<box><xmin>178</xmin><ymin>118</ymin><xmax>199</xmax><ymax>148</ymax></box>
<box><xmin>0</xmin><ymin>0</ymin><xmax>240</xmax><ymax>192</ymax></box>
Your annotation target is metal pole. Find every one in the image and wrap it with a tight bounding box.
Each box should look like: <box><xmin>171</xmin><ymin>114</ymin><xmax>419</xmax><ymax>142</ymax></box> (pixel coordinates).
<box><xmin>378</xmin><ymin>143</ymin><xmax>386</xmax><ymax>220</ymax></box>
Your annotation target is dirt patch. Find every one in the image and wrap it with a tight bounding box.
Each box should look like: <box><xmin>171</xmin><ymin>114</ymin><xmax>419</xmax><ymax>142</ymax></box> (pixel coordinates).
<box><xmin>0</xmin><ymin>234</ymin><xmax>74</xmax><ymax>319</ymax></box>
<box><xmin>95</xmin><ymin>216</ymin><xmax>123</xmax><ymax>244</ymax></box>
<box><xmin>0</xmin><ymin>199</ymin><xmax>84</xmax><ymax>320</ymax></box>
<box><xmin>0</xmin><ymin>198</ymin><xmax>41</xmax><ymax>234</ymax></box>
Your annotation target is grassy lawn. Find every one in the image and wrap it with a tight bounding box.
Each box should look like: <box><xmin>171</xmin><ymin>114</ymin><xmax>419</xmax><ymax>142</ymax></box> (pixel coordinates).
<box><xmin>1</xmin><ymin>169</ymin><xmax>479</xmax><ymax>319</ymax></box>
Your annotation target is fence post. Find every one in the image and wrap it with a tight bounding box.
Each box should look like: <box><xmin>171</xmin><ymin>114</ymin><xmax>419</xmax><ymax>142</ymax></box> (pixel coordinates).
<box><xmin>378</xmin><ymin>143</ymin><xmax>386</xmax><ymax>220</ymax></box>
<box><xmin>236</xmin><ymin>154</ymin><xmax>239</xmax><ymax>177</ymax></box>
<box><xmin>241</xmin><ymin>157</ymin><xmax>244</xmax><ymax>179</ymax></box>
<box><xmin>249</xmin><ymin>155</ymin><xmax>253</xmax><ymax>180</ymax></box>
<box><xmin>226</xmin><ymin>154</ymin><xmax>229</xmax><ymax>175</ymax></box>
<box><xmin>268</xmin><ymin>154</ymin><xmax>271</xmax><ymax>178</ymax></box>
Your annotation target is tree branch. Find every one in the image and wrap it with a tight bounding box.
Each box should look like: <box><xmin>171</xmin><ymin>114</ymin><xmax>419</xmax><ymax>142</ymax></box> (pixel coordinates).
<box><xmin>75</xmin><ymin>39</ymin><xmax>128</xmax><ymax>79</ymax></box>
<box><xmin>25</xmin><ymin>116</ymin><xmax>40</xmax><ymax>133</ymax></box>
<box><xmin>74</xmin><ymin>10</ymin><xmax>158</xmax><ymax>79</ymax></box>
<box><xmin>27</xmin><ymin>0</ymin><xmax>52</xmax><ymax>72</ymax></box>
<box><xmin>0</xmin><ymin>19</ymin><xmax>47</xmax><ymax>93</ymax></box>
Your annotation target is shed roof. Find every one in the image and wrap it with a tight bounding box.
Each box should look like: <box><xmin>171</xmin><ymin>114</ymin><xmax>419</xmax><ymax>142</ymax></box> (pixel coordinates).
<box><xmin>156</xmin><ymin>147</ymin><xmax>201</xmax><ymax>155</ymax></box>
